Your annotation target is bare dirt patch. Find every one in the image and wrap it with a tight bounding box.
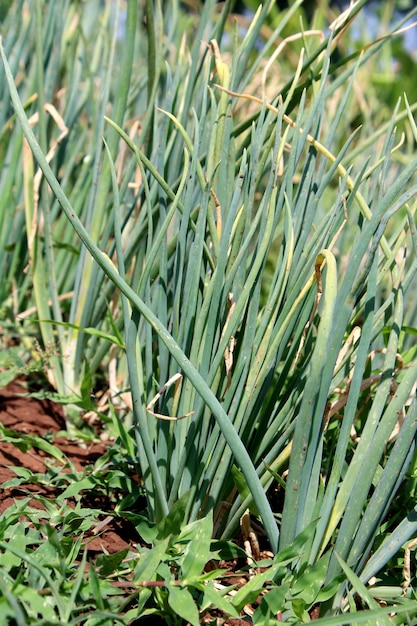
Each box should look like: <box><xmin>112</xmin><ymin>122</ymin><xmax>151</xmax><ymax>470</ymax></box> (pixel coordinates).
<box><xmin>0</xmin><ymin>380</ymin><xmax>138</xmax><ymax>555</ymax></box>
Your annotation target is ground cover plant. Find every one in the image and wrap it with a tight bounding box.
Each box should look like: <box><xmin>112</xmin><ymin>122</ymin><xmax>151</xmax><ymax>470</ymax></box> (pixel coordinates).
<box><xmin>1</xmin><ymin>0</ymin><xmax>417</xmax><ymax>622</ymax></box>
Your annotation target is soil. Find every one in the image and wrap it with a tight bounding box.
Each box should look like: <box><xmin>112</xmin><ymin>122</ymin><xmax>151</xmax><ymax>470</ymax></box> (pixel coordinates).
<box><xmin>0</xmin><ymin>379</ymin><xmax>136</xmax><ymax>556</ymax></box>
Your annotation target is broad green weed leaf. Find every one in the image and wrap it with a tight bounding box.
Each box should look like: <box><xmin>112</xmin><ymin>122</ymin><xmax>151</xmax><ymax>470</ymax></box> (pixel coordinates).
<box><xmin>252</xmin><ymin>600</ymin><xmax>272</xmax><ymax>626</ymax></box>
<box><xmin>201</xmin><ymin>582</ymin><xmax>240</xmax><ymax>617</ymax></box>
<box><xmin>315</xmin><ymin>573</ymin><xmax>346</xmax><ymax>603</ymax></box>
<box><xmin>263</xmin><ymin>584</ymin><xmax>290</xmax><ymax>613</ymax></box>
<box><xmin>134</xmin><ymin>537</ymin><xmax>170</xmax><ymax>582</ymax></box>
<box><xmin>231</xmin><ymin>563</ymin><xmax>282</xmax><ymax>612</ymax></box>
<box><xmin>156</xmin><ymin>561</ymin><xmax>172</xmax><ymax>581</ymax></box>
<box><xmin>0</xmin><ymin>550</ymin><xmax>21</xmax><ymax>569</ymax></box>
<box><xmin>197</xmin><ymin>568</ymin><xmax>229</xmax><ymax>582</ymax></box>
<box><xmin>136</xmin><ymin>588</ymin><xmax>153</xmax><ymax>616</ymax></box>
<box><xmin>44</xmin><ymin>524</ymin><xmax>63</xmax><ymax>555</ymax></box>
<box><xmin>1</xmin><ymin>467</ymin><xmax>34</xmax><ymax>481</ymax></box>
<box><xmin>156</xmin><ymin>491</ymin><xmax>190</xmax><ymax>541</ymax></box>
<box><xmin>16</xmin><ymin>585</ymin><xmax>58</xmax><ymax>621</ymax></box>
<box><xmin>291</xmin><ymin>597</ymin><xmax>308</xmax><ymax>620</ymax></box>
<box><xmin>291</xmin><ymin>552</ymin><xmax>331</xmax><ymax>605</ymax></box>
<box><xmin>61</xmin><ymin>477</ymin><xmax>99</xmax><ymax>499</ymax></box>
<box><xmin>130</xmin><ymin>515</ymin><xmax>158</xmax><ymax>545</ymax></box>
<box><xmin>166</xmin><ymin>583</ymin><xmax>199</xmax><ymax>626</ymax></box>
<box><xmin>95</xmin><ymin>547</ymin><xmax>129</xmax><ymax>577</ymax></box>
<box><xmin>253</xmin><ymin>584</ymin><xmax>291</xmax><ymax>626</ymax></box>
<box><xmin>0</xmin><ymin>371</ymin><xmax>20</xmax><ymax>387</ymax></box>
<box><xmin>89</xmin><ymin>561</ymin><xmax>105</xmax><ymax>611</ymax></box>
<box><xmin>275</xmin><ymin>520</ymin><xmax>318</xmax><ymax>568</ymax></box>
<box><xmin>180</xmin><ymin>512</ymin><xmax>213</xmax><ymax>581</ymax></box>
<box><xmin>210</xmin><ymin>539</ymin><xmax>248</xmax><ymax>560</ymax></box>
<box><xmin>0</xmin><ymin>424</ymin><xmax>64</xmax><ymax>462</ymax></box>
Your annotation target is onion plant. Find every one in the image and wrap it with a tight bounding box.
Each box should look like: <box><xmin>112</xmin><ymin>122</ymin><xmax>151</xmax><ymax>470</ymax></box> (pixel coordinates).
<box><xmin>1</xmin><ymin>0</ymin><xmax>417</xmax><ymax>617</ymax></box>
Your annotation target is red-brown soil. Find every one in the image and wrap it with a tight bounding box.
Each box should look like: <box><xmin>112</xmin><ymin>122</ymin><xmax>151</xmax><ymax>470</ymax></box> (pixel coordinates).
<box><xmin>0</xmin><ymin>379</ymin><xmax>137</xmax><ymax>555</ymax></box>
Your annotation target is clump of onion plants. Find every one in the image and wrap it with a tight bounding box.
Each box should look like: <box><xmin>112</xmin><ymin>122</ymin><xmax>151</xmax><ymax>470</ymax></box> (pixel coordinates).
<box><xmin>1</xmin><ymin>0</ymin><xmax>417</xmax><ymax>620</ymax></box>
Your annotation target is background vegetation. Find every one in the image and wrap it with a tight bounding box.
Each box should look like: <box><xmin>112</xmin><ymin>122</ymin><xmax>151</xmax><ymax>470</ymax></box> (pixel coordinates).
<box><xmin>1</xmin><ymin>0</ymin><xmax>417</xmax><ymax>622</ymax></box>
